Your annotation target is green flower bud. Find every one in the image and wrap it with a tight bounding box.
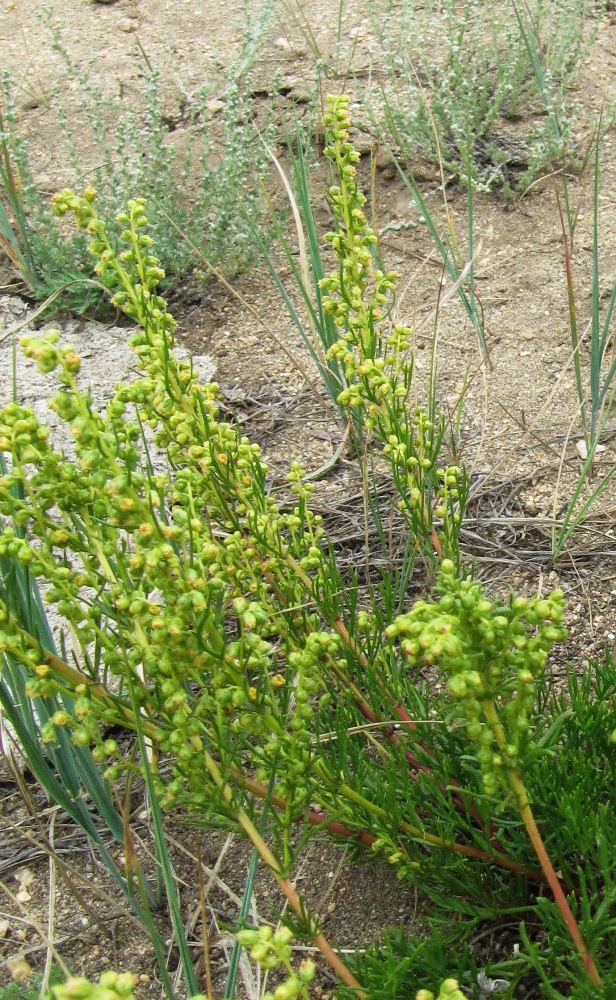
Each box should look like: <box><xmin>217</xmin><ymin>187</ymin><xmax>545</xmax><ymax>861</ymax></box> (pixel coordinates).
<box><xmin>249</xmin><ymin>943</ymin><xmax>270</xmax><ymax>964</ymax></box>
<box><xmin>236</xmin><ymin>929</ymin><xmax>260</xmax><ymax>947</ymax></box>
<box><xmin>298</xmin><ymin>960</ymin><xmax>316</xmax><ymax>984</ymax></box>
<box><xmin>447</xmin><ymin>676</ymin><xmax>467</xmax><ymax>699</ymax></box>
<box><xmin>441</xmin><ymin>982</ymin><xmax>461</xmax><ymax>995</ymax></box>
<box><xmin>273</xmin><ymin>926</ymin><xmax>293</xmax><ymax>946</ymax></box>
<box><xmin>274</xmin><ymin>977</ymin><xmax>301</xmax><ymax>1000</ymax></box>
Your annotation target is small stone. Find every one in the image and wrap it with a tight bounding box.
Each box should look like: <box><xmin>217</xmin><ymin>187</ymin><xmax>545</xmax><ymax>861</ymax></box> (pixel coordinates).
<box><xmin>274</xmin><ymin>36</ymin><xmax>292</xmax><ymax>50</ymax></box>
<box><xmin>375</xmin><ymin>147</ymin><xmax>394</xmax><ymax>170</ymax></box>
<box><xmin>575</xmin><ymin>440</ymin><xmax>606</xmax><ymax>460</ymax></box>
<box><xmin>326</xmin><ymin>902</ymin><xmax>337</xmax><ymax>914</ymax></box>
<box><xmin>521</xmin><ymin>332</ymin><xmax>535</xmax><ymax>340</ymax></box>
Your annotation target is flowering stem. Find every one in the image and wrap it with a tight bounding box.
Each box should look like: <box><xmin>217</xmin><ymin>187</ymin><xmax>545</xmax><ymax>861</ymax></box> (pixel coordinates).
<box><xmin>202</xmin><ymin>753</ymin><xmax>364</xmax><ymax>993</ymax></box>
<box><xmin>241</xmin><ymin>774</ymin><xmax>546</xmax><ymax>883</ymax></box>
<box><xmin>481</xmin><ymin>699</ymin><xmax>602</xmax><ymax>987</ymax></box>
<box><xmin>284</xmin><ymin>553</ymin><xmax>500</xmax><ymax>845</ymax></box>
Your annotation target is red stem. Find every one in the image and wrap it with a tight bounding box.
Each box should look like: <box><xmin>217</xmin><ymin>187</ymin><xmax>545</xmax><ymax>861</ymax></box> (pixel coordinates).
<box><xmin>241</xmin><ymin>776</ymin><xmax>547</xmax><ymax>885</ymax></box>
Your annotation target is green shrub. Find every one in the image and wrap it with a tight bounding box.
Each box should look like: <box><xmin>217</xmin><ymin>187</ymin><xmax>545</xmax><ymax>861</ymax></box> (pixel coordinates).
<box><xmin>0</xmin><ymin>99</ymin><xmax>615</xmax><ymax>997</ymax></box>
<box><xmin>0</xmin><ymin>6</ymin><xmax>276</xmax><ymax>311</ymax></box>
<box><xmin>368</xmin><ymin>0</ymin><xmax>597</xmax><ymax>191</ymax></box>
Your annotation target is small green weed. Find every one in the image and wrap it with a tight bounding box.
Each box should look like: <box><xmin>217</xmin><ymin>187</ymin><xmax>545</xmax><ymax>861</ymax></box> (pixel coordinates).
<box><xmin>0</xmin><ymin>6</ymin><xmax>276</xmax><ymax>311</ymax></box>
<box><xmin>368</xmin><ymin>0</ymin><xmax>597</xmax><ymax>191</ymax></box>
<box><xmin>0</xmin><ymin>983</ymin><xmax>41</xmax><ymax>1000</ymax></box>
<box><xmin>0</xmin><ymin>968</ymin><xmax>63</xmax><ymax>1000</ymax></box>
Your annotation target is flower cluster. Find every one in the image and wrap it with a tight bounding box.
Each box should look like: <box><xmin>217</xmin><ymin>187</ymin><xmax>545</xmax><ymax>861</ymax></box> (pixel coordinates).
<box><xmin>387</xmin><ymin>560</ymin><xmax>567</xmax><ymax>795</ymax></box>
<box><xmin>0</xmin><ymin>191</ymin><xmax>340</xmax><ymax>822</ymax></box>
<box><xmin>49</xmin><ymin>972</ymin><xmax>138</xmax><ymax>1000</ymax></box>
<box><xmin>320</xmin><ymin>94</ymin><xmax>408</xmax><ymax>390</ymax></box>
<box><xmin>416</xmin><ymin>979</ymin><xmax>466</xmax><ymax>1000</ymax></box>
<box><xmin>236</xmin><ymin>925</ymin><xmax>316</xmax><ymax>1000</ymax></box>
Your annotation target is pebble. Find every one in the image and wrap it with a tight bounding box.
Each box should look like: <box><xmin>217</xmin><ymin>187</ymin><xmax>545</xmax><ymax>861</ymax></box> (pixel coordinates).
<box><xmin>575</xmin><ymin>440</ymin><xmax>606</xmax><ymax>460</ymax></box>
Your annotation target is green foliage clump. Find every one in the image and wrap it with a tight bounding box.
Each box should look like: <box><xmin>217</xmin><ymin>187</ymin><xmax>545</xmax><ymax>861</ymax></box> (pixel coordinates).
<box><xmin>369</xmin><ymin>0</ymin><xmax>597</xmax><ymax>190</ymax></box>
<box><xmin>0</xmin><ymin>7</ymin><xmax>275</xmax><ymax>311</ymax></box>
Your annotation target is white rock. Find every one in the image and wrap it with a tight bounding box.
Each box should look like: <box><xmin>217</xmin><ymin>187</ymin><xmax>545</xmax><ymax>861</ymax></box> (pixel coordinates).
<box><xmin>575</xmin><ymin>439</ymin><xmax>606</xmax><ymax>460</ymax></box>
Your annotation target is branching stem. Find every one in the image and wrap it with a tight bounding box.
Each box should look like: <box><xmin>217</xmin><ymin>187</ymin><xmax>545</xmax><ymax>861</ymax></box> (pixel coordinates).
<box><xmin>202</xmin><ymin>754</ymin><xmax>364</xmax><ymax>994</ymax></box>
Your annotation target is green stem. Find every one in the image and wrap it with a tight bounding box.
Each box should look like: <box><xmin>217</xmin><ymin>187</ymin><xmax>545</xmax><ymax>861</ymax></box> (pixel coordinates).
<box><xmin>325</xmin><ymin>777</ymin><xmax>545</xmax><ymax>880</ymax></box>
<box><xmin>202</xmin><ymin>752</ymin><xmax>364</xmax><ymax>995</ymax></box>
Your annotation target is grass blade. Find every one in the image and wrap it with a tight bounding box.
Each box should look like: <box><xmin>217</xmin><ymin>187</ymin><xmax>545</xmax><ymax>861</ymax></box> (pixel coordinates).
<box><xmin>130</xmin><ymin>681</ymin><xmax>199</xmax><ymax>998</ymax></box>
<box><xmin>386</xmin><ymin>143</ymin><xmax>486</xmax><ymax>357</ymax></box>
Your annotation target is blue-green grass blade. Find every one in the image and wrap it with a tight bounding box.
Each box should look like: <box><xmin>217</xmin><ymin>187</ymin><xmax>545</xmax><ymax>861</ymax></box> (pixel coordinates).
<box><xmin>590</xmin><ymin>129</ymin><xmax>602</xmax><ymax>443</ymax></box>
<box><xmin>1</xmin><ymin>553</ymin><xmax>127</xmax><ymax>840</ymax></box>
<box><xmin>251</xmin><ymin>215</ymin><xmax>344</xmax><ymax>408</ymax></box>
<box><xmin>597</xmin><ymin>354</ymin><xmax>616</xmax><ymax>411</ymax></box>
<box><xmin>130</xmin><ymin>692</ymin><xmax>199</xmax><ymax>998</ymax></box>
<box><xmin>224</xmin><ymin>775</ymin><xmax>274</xmax><ymax>999</ymax></box>
<box><xmin>390</xmin><ymin>152</ymin><xmax>486</xmax><ymax>356</ymax></box>
<box><xmin>291</xmin><ymin>135</ymin><xmax>341</xmax><ymax>351</ymax></box>
<box><xmin>223</xmin><ymin>846</ymin><xmax>260</xmax><ymax>999</ymax></box>
<box><xmin>552</xmin><ymin>452</ymin><xmax>616</xmax><ymax>559</ymax></box>
<box><xmin>0</xmin><ymin>673</ymin><xmax>116</xmax><ymax>856</ymax></box>
<box><xmin>512</xmin><ymin>0</ymin><xmax>561</xmax><ymax>141</ymax></box>
<box><xmin>599</xmin><ymin>280</ymin><xmax>616</xmax><ymax>363</ymax></box>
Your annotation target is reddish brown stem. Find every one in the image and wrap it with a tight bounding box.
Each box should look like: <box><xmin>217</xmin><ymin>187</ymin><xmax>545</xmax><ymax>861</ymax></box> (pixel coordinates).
<box><xmin>482</xmin><ymin>700</ymin><xmax>602</xmax><ymax>988</ymax></box>
<box><xmin>513</xmin><ymin>773</ymin><xmax>602</xmax><ymax>987</ymax></box>
<box><xmin>270</xmin><ymin>558</ymin><xmax>503</xmax><ymax>852</ymax></box>
<box><xmin>241</xmin><ymin>776</ymin><xmax>547</xmax><ymax>885</ymax></box>
<box><xmin>430</xmin><ymin>526</ymin><xmax>443</xmax><ymax>558</ymax></box>
<box><xmin>203</xmin><ymin>755</ymin><xmax>364</xmax><ymax>993</ymax></box>
<box><xmin>278</xmin><ymin>875</ymin><xmax>365</xmax><ymax>993</ymax></box>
